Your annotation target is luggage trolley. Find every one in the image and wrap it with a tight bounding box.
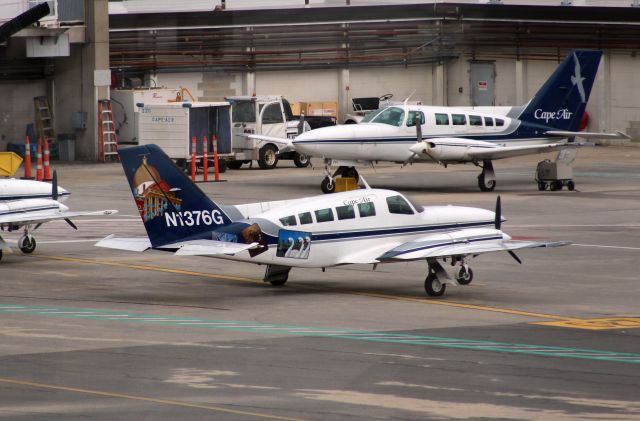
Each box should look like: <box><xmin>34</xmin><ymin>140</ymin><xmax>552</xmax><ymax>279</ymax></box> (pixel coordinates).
<box><xmin>535</xmin><ymin>149</ymin><xmax>577</xmax><ymax>191</ymax></box>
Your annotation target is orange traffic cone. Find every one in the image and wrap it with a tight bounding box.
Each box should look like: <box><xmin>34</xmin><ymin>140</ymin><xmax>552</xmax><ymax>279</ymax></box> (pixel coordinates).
<box><xmin>36</xmin><ymin>138</ymin><xmax>43</xmax><ymax>181</ymax></box>
<box><xmin>43</xmin><ymin>136</ymin><xmax>52</xmax><ymax>181</ymax></box>
<box><xmin>22</xmin><ymin>135</ymin><xmax>34</xmax><ymax>179</ymax></box>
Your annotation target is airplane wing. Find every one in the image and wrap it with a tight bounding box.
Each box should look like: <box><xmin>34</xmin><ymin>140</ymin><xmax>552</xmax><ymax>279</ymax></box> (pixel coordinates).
<box><xmin>173</xmin><ymin>239</ymin><xmax>260</xmax><ymax>256</ymax></box>
<box><xmin>466</xmin><ymin>142</ymin><xmax>584</xmax><ymax>160</ymax></box>
<box><xmin>545</xmin><ymin>130</ymin><xmax>630</xmax><ymax>140</ymax></box>
<box><xmin>0</xmin><ymin>209</ymin><xmax>118</xmax><ymax>226</ymax></box>
<box><xmin>95</xmin><ymin>235</ymin><xmax>151</xmax><ymax>252</ymax></box>
<box><xmin>378</xmin><ymin>234</ymin><xmax>570</xmax><ymax>262</ymax></box>
<box><xmin>247</xmin><ymin>134</ymin><xmax>294</xmax><ymax>147</ymax></box>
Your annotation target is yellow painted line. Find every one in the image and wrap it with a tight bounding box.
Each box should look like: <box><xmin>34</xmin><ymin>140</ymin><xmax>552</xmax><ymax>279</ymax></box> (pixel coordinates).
<box><xmin>0</xmin><ymin>377</ymin><xmax>306</xmax><ymax>421</ymax></box>
<box><xmin>534</xmin><ymin>317</ymin><xmax>640</xmax><ymax>330</ymax></box>
<box><xmin>33</xmin><ymin>254</ymin><xmax>577</xmax><ymax>322</ymax></box>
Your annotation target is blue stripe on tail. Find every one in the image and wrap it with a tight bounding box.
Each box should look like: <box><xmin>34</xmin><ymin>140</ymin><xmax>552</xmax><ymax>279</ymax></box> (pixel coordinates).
<box><xmin>518</xmin><ymin>50</ymin><xmax>602</xmax><ymax>131</ymax></box>
<box><xmin>119</xmin><ymin>144</ymin><xmax>232</xmax><ymax>248</ymax></box>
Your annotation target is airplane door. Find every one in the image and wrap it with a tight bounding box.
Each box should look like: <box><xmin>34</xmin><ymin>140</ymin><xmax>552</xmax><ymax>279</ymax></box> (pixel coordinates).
<box><xmin>470</xmin><ymin>62</ymin><xmax>495</xmax><ymax>106</ymax></box>
<box><xmin>259</xmin><ymin>102</ymin><xmax>287</xmax><ymax>139</ymax></box>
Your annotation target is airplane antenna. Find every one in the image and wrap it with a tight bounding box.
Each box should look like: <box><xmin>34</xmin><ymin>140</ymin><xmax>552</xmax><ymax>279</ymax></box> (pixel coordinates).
<box><xmin>403</xmin><ymin>89</ymin><xmax>416</xmax><ymax>106</ymax></box>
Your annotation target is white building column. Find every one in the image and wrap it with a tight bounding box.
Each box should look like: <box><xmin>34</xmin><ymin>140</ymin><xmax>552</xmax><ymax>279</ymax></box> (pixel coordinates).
<box><xmin>432</xmin><ymin>62</ymin><xmax>446</xmax><ymax>106</ymax></box>
<box><xmin>338</xmin><ymin>68</ymin><xmax>350</xmax><ymax>123</ymax></box>
<box><xmin>515</xmin><ymin>58</ymin><xmax>525</xmax><ymax>105</ymax></box>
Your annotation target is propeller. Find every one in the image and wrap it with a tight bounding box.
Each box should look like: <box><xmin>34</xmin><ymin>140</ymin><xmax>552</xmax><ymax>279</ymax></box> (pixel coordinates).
<box><xmin>495</xmin><ymin>196</ymin><xmax>523</xmax><ymax>265</ymax></box>
<box><xmin>51</xmin><ymin>170</ymin><xmax>58</xmax><ymax>201</ymax></box>
<box><xmin>65</xmin><ymin>218</ymin><xmax>78</xmax><ymax>230</ymax></box>
<box><xmin>402</xmin><ymin>115</ymin><xmax>424</xmax><ymax>167</ymax></box>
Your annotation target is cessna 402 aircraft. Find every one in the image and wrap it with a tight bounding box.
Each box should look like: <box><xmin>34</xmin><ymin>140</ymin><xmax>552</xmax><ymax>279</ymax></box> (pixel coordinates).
<box><xmin>96</xmin><ymin>144</ymin><xmax>568</xmax><ymax>297</ymax></box>
<box><xmin>260</xmin><ymin>50</ymin><xmax>627</xmax><ymax>193</ymax></box>
<box><xmin>0</xmin><ymin>172</ymin><xmax>117</xmax><ymax>261</ymax></box>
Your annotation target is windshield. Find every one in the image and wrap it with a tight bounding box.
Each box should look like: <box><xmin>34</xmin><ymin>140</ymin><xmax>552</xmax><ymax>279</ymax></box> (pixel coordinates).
<box><xmin>363</xmin><ymin>107</ymin><xmax>405</xmax><ymax>126</ymax></box>
<box><xmin>406</xmin><ymin>194</ymin><xmax>424</xmax><ymax>213</ymax></box>
<box><xmin>231</xmin><ymin>101</ymin><xmax>256</xmax><ymax>123</ymax></box>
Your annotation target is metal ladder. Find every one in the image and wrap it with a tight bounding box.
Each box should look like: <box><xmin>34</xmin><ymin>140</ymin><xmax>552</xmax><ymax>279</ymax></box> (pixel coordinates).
<box><xmin>97</xmin><ymin>99</ymin><xmax>118</xmax><ymax>161</ymax></box>
<box><xmin>34</xmin><ymin>96</ymin><xmax>55</xmax><ymax>142</ymax></box>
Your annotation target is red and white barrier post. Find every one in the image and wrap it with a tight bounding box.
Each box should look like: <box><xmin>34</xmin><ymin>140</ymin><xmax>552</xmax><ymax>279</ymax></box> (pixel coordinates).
<box><xmin>36</xmin><ymin>138</ymin><xmax>43</xmax><ymax>181</ymax></box>
<box><xmin>202</xmin><ymin>136</ymin><xmax>209</xmax><ymax>182</ymax></box>
<box><xmin>190</xmin><ymin>135</ymin><xmax>197</xmax><ymax>182</ymax></box>
<box><xmin>43</xmin><ymin>136</ymin><xmax>52</xmax><ymax>181</ymax></box>
<box><xmin>22</xmin><ymin>135</ymin><xmax>33</xmax><ymax>179</ymax></box>
<box><xmin>213</xmin><ymin>135</ymin><xmax>220</xmax><ymax>182</ymax></box>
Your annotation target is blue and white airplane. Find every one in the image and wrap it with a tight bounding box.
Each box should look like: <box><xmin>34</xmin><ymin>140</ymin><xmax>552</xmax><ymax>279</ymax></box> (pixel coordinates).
<box><xmin>258</xmin><ymin>50</ymin><xmax>627</xmax><ymax>193</ymax></box>
<box><xmin>96</xmin><ymin>144</ymin><xmax>568</xmax><ymax>297</ymax></box>
<box><xmin>0</xmin><ymin>172</ymin><xmax>117</xmax><ymax>261</ymax></box>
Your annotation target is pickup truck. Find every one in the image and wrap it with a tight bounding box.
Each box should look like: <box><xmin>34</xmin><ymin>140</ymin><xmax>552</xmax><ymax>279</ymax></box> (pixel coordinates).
<box><xmin>225</xmin><ymin>95</ymin><xmax>311</xmax><ymax>169</ymax></box>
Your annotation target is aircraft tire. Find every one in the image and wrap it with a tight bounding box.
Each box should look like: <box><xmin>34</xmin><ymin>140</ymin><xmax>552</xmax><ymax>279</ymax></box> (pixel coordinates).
<box><xmin>19</xmin><ymin>236</ymin><xmax>36</xmax><ymax>254</ymax></box>
<box><xmin>424</xmin><ymin>272</ymin><xmax>446</xmax><ymax>297</ymax></box>
<box><xmin>293</xmin><ymin>152</ymin><xmax>310</xmax><ymax>168</ymax></box>
<box><xmin>270</xmin><ymin>276</ymin><xmax>288</xmax><ymax>286</ymax></box>
<box><xmin>478</xmin><ymin>174</ymin><xmax>496</xmax><ymax>192</ymax></box>
<box><xmin>258</xmin><ymin>144</ymin><xmax>279</xmax><ymax>169</ymax></box>
<box><xmin>455</xmin><ymin>266</ymin><xmax>473</xmax><ymax>285</ymax></box>
<box><xmin>321</xmin><ymin>177</ymin><xmax>336</xmax><ymax>194</ymax></box>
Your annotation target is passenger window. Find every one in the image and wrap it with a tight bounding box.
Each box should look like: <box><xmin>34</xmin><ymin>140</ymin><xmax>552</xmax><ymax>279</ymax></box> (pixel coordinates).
<box><xmin>406</xmin><ymin>111</ymin><xmax>425</xmax><ymax>127</ymax></box>
<box><xmin>357</xmin><ymin>202</ymin><xmax>376</xmax><ymax>218</ymax></box>
<box><xmin>386</xmin><ymin>195</ymin><xmax>414</xmax><ymax>215</ymax></box>
<box><xmin>484</xmin><ymin>116</ymin><xmax>494</xmax><ymax>126</ymax></box>
<box><xmin>336</xmin><ymin>204</ymin><xmax>355</xmax><ymax>220</ymax></box>
<box><xmin>314</xmin><ymin>208</ymin><xmax>334</xmax><ymax>223</ymax></box>
<box><xmin>496</xmin><ymin>118</ymin><xmax>505</xmax><ymax>127</ymax></box>
<box><xmin>469</xmin><ymin>115</ymin><xmax>483</xmax><ymax>126</ymax></box>
<box><xmin>435</xmin><ymin>113</ymin><xmax>449</xmax><ymax>125</ymax></box>
<box><xmin>279</xmin><ymin>215</ymin><xmax>297</xmax><ymax>226</ymax></box>
<box><xmin>452</xmin><ymin>114</ymin><xmax>467</xmax><ymax>125</ymax></box>
<box><xmin>262</xmin><ymin>103</ymin><xmax>284</xmax><ymax>124</ymax></box>
<box><xmin>298</xmin><ymin>212</ymin><xmax>313</xmax><ymax>225</ymax></box>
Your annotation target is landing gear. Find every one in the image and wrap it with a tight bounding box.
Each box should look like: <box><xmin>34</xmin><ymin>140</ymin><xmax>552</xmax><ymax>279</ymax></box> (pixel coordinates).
<box><xmin>424</xmin><ymin>270</ymin><xmax>446</xmax><ymax>297</ymax></box>
<box><xmin>455</xmin><ymin>265</ymin><xmax>473</xmax><ymax>285</ymax></box>
<box><xmin>18</xmin><ymin>235</ymin><xmax>36</xmax><ymax>254</ymax></box>
<box><xmin>293</xmin><ymin>152</ymin><xmax>310</xmax><ymax>168</ymax></box>
<box><xmin>264</xmin><ymin>265</ymin><xmax>291</xmax><ymax>286</ymax></box>
<box><xmin>320</xmin><ymin>163</ymin><xmax>360</xmax><ymax>194</ymax></box>
<box><xmin>478</xmin><ymin>160</ymin><xmax>496</xmax><ymax>192</ymax></box>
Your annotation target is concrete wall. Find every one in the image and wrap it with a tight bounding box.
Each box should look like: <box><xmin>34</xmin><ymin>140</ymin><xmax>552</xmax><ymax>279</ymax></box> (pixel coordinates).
<box><xmin>256</xmin><ymin>69</ymin><xmax>339</xmax><ymax>102</ymax></box>
<box><xmin>0</xmin><ymin>80</ymin><xmax>46</xmax><ymax>152</ymax></box>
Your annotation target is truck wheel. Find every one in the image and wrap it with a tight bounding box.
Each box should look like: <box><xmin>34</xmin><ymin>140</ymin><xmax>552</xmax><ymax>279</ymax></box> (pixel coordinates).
<box><xmin>293</xmin><ymin>152</ymin><xmax>310</xmax><ymax>168</ymax></box>
<box><xmin>227</xmin><ymin>160</ymin><xmax>244</xmax><ymax>170</ymax></box>
<box><xmin>258</xmin><ymin>144</ymin><xmax>278</xmax><ymax>169</ymax></box>
<box><xmin>217</xmin><ymin>159</ymin><xmax>227</xmax><ymax>173</ymax></box>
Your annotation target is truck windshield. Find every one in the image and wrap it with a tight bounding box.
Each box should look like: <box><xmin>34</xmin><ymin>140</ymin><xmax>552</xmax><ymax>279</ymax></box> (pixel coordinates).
<box><xmin>362</xmin><ymin>107</ymin><xmax>405</xmax><ymax>126</ymax></box>
<box><xmin>231</xmin><ymin>101</ymin><xmax>256</xmax><ymax>123</ymax></box>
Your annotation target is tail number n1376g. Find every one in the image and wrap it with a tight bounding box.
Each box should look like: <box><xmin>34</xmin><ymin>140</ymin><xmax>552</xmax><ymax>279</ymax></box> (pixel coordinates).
<box><xmin>165</xmin><ymin>210</ymin><xmax>224</xmax><ymax>227</ymax></box>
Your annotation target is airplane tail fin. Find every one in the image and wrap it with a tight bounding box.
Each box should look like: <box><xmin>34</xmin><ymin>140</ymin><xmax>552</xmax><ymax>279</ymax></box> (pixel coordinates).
<box><xmin>118</xmin><ymin>144</ymin><xmax>232</xmax><ymax>248</ymax></box>
<box><xmin>518</xmin><ymin>50</ymin><xmax>602</xmax><ymax>131</ymax></box>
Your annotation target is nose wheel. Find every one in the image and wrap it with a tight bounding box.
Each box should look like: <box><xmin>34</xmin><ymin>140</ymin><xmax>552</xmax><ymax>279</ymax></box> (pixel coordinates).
<box><xmin>320</xmin><ymin>176</ymin><xmax>335</xmax><ymax>193</ymax></box>
<box><xmin>455</xmin><ymin>265</ymin><xmax>473</xmax><ymax>285</ymax></box>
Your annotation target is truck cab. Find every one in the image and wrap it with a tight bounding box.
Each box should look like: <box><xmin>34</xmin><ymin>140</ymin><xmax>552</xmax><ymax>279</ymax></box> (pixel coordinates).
<box><xmin>226</xmin><ymin>95</ymin><xmax>310</xmax><ymax>169</ymax></box>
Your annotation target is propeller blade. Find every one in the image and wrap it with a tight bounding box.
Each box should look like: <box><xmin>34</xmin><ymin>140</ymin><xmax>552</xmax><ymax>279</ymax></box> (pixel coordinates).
<box><xmin>401</xmin><ymin>152</ymin><xmax>417</xmax><ymax>168</ymax></box>
<box><xmin>51</xmin><ymin>170</ymin><xmax>58</xmax><ymax>201</ymax></box>
<box><xmin>65</xmin><ymin>218</ymin><xmax>78</xmax><ymax>230</ymax></box>
<box><xmin>494</xmin><ymin>195</ymin><xmax>501</xmax><ymax>230</ymax></box>
<box><xmin>508</xmin><ymin>250</ymin><xmax>522</xmax><ymax>264</ymax></box>
<box><xmin>415</xmin><ymin>115</ymin><xmax>422</xmax><ymax>142</ymax></box>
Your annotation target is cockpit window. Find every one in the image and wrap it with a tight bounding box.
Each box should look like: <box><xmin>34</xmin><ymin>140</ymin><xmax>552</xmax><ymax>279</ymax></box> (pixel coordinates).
<box><xmin>405</xmin><ymin>195</ymin><xmax>424</xmax><ymax>213</ymax></box>
<box><xmin>406</xmin><ymin>111</ymin><xmax>425</xmax><ymax>127</ymax></box>
<box><xmin>361</xmin><ymin>109</ymin><xmax>382</xmax><ymax>123</ymax></box>
<box><xmin>369</xmin><ymin>107</ymin><xmax>405</xmax><ymax>127</ymax></box>
<box><xmin>386</xmin><ymin>195</ymin><xmax>414</xmax><ymax>215</ymax></box>
<box><xmin>279</xmin><ymin>215</ymin><xmax>297</xmax><ymax>226</ymax></box>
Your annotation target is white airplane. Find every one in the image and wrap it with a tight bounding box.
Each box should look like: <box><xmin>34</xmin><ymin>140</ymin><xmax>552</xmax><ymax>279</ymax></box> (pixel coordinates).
<box><xmin>0</xmin><ymin>172</ymin><xmax>118</xmax><ymax>261</ymax></box>
<box><xmin>96</xmin><ymin>144</ymin><xmax>569</xmax><ymax>297</ymax></box>
<box><xmin>256</xmin><ymin>50</ymin><xmax>628</xmax><ymax>193</ymax></box>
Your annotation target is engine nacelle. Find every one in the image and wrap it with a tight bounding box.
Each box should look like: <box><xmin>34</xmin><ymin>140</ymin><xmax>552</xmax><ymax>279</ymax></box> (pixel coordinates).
<box><xmin>409</xmin><ymin>137</ymin><xmax>498</xmax><ymax>162</ymax></box>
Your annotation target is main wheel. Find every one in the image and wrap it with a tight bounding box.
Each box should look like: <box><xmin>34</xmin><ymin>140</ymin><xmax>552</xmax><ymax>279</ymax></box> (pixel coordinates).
<box><xmin>258</xmin><ymin>144</ymin><xmax>279</xmax><ymax>169</ymax></box>
<box><xmin>478</xmin><ymin>173</ymin><xmax>496</xmax><ymax>192</ymax></box>
<box><xmin>455</xmin><ymin>266</ymin><xmax>474</xmax><ymax>285</ymax></box>
<box><xmin>293</xmin><ymin>152</ymin><xmax>310</xmax><ymax>168</ymax></box>
<box><xmin>19</xmin><ymin>236</ymin><xmax>36</xmax><ymax>254</ymax></box>
<box><xmin>424</xmin><ymin>272</ymin><xmax>446</xmax><ymax>297</ymax></box>
<box><xmin>270</xmin><ymin>275</ymin><xmax>288</xmax><ymax>286</ymax></box>
<box><xmin>320</xmin><ymin>176</ymin><xmax>336</xmax><ymax>194</ymax></box>
<box><xmin>227</xmin><ymin>160</ymin><xmax>244</xmax><ymax>170</ymax></box>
